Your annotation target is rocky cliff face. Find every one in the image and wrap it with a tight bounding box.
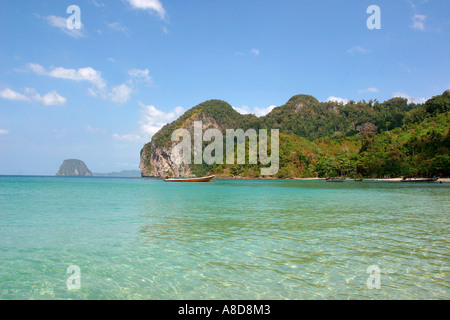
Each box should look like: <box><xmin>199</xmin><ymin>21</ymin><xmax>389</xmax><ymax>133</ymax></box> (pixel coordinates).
<box><xmin>139</xmin><ymin>92</ymin><xmax>450</xmax><ymax>179</ymax></box>
<box><xmin>56</xmin><ymin>159</ymin><xmax>93</xmax><ymax>176</ymax></box>
<box><xmin>140</xmin><ymin>112</ymin><xmax>224</xmax><ymax>177</ymax></box>
<box><xmin>140</xmin><ymin>141</ymin><xmax>190</xmax><ymax>177</ymax></box>
<box><xmin>138</xmin><ymin>95</ymin><xmax>321</xmax><ymax>177</ymax></box>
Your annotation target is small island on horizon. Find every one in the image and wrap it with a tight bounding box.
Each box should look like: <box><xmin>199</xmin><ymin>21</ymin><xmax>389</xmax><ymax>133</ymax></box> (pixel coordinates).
<box><xmin>55</xmin><ymin>159</ymin><xmax>140</xmax><ymax>178</ymax></box>
<box><xmin>56</xmin><ymin>159</ymin><xmax>93</xmax><ymax>177</ymax></box>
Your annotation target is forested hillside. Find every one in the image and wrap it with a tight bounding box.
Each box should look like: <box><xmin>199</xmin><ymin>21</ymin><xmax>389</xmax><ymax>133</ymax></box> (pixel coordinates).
<box><xmin>140</xmin><ymin>91</ymin><xmax>449</xmax><ymax>178</ymax></box>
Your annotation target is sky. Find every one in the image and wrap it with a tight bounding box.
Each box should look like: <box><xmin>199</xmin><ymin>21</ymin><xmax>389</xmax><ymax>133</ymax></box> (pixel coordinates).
<box><xmin>0</xmin><ymin>0</ymin><xmax>449</xmax><ymax>175</ymax></box>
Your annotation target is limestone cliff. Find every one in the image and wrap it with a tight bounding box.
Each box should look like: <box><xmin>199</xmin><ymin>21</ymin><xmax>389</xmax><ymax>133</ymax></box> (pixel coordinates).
<box><xmin>139</xmin><ymin>99</ymin><xmax>256</xmax><ymax>177</ymax></box>
<box><xmin>139</xmin><ymin>92</ymin><xmax>450</xmax><ymax>179</ymax></box>
<box><xmin>56</xmin><ymin>159</ymin><xmax>93</xmax><ymax>177</ymax></box>
<box><xmin>139</xmin><ymin>95</ymin><xmax>324</xmax><ymax>177</ymax></box>
<box><xmin>140</xmin><ymin>113</ymin><xmax>227</xmax><ymax>177</ymax></box>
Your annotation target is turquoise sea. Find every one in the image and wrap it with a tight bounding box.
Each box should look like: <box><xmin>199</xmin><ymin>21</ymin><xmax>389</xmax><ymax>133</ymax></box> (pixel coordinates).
<box><xmin>0</xmin><ymin>176</ymin><xmax>448</xmax><ymax>300</ymax></box>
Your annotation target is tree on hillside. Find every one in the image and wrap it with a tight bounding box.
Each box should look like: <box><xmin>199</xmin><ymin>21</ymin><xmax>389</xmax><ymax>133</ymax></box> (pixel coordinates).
<box><xmin>425</xmin><ymin>90</ymin><xmax>450</xmax><ymax>115</ymax></box>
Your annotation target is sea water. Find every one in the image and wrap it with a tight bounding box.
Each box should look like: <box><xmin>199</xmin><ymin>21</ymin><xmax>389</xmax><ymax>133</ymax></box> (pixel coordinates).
<box><xmin>0</xmin><ymin>176</ymin><xmax>448</xmax><ymax>299</ymax></box>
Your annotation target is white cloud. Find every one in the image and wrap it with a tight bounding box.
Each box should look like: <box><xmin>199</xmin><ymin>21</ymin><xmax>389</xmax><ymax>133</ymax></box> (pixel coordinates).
<box><xmin>28</xmin><ymin>63</ymin><xmax>107</xmax><ymax>90</ymax></box>
<box><xmin>85</xmin><ymin>125</ymin><xmax>106</xmax><ymax>133</ymax></box>
<box><xmin>0</xmin><ymin>129</ymin><xmax>9</xmax><ymax>135</ymax></box>
<box><xmin>33</xmin><ymin>91</ymin><xmax>67</xmax><ymax>106</ymax></box>
<box><xmin>26</xmin><ymin>63</ymin><xmax>152</xmax><ymax>104</ymax></box>
<box><xmin>106</xmin><ymin>22</ymin><xmax>131</xmax><ymax>36</ymax></box>
<box><xmin>90</xmin><ymin>0</ymin><xmax>105</xmax><ymax>7</ymax></box>
<box><xmin>235</xmin><ymin>49</ymin><xmax>261</xmax><ymax>57</ymax></box>
<box><xmin>0</xmin><ymin>88</ymin><xmax>31</xmax><ymax>102</ymax></box>
<box><xmin>129</xmin><ymin>68</ymin><xmax>152</xmax><ymax>85</ymax></box>
<box><xmin>393</xmin><ymin>92</ymin><xmax>427</xmax><ymax>104</ymax></box>
<box><xmin>26</xmin><ymin>64</ymin><xmax>155</xmax><ymax>105</ymax></box>
<box><xmin>0</xmin><ymin>87</ymin><xmax>66</xmax><ymax>106</ymax></box>
<box><xmin>139</xmin><ymin>103</ymin><xmax>184</xmax><ymax>136</ymax></box>
<box><xmin>110</xmin><ymin>84</ymin><xmax>133</xmax><ymax>104</ymax></box>
<box><xmin>127</xmin><ymin>0</ymin><xmax>166</xmax><ymax>19</ymax></box>
<box><xmin>233</xmin><ymin>105</ymin><xmax>276</xmax><ymax>117</ymax></box>
<box><xmin>45</xmin><ymin>15</ymin><xmax>66</xmax><ymax>28</ymax></box>
<box><xmin>112</xmin><ymin>133</ymin><xmax>143</xmax><ymax>142</ymax></box>
<box><xmin>112</xmin><ymin>103</ymin><xmax>184</xmax><ymax>143</ymax></box>
<box><xmin>43</xmin><ymin>15</ymin><xmax>84</xmax><ymax>38</ymax></box>
<box><xmin>358</xmin><ymin>87</ymin><xmax>379</xmax><ymax>94</ymax></box>
<box><xmin>412</xmin><ymin>14</ymin><xmax>426</xmax><ymax>31</ymax></box>
<box><xmin>49</xmin><ymin>67</ymin><xmax>106</xmax><ymax>90</ymax></box>
<box><xmin>327</xmin><ymin>96</ymin><xmax>350</xmax><ymax>104</ymax></box>
<box><xmin>28</xmin><ymin>63</ymin><xmax>47</xmax><ymax>75</ymax></box>
<box><xmin>233</xmin><ymin>106</ymin><xmax>249</xmax><ymax>114</ymax></box>
<box><xmin>347</xmin><ymin>46</ymin><xmax>369</xmax><ymax>55</ymax></box>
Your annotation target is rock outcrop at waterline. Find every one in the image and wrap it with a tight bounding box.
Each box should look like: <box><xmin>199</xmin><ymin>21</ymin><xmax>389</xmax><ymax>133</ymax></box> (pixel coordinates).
<box><xmin>139</xmin><ymin>99</ymin><xmax>258</xmax><ymax>177</ymax></box>
<box><xmin>139</xmin><ymin>100</ymin><xmax>244</xmax><ymax>177</ymax></box>
<box><xmin>139</xmin><ymin>141</ymin><xmax>191</xmax><ymax>177</ymax></box>
<box><xmin>139</xmin><ymin>96</ymin><xmax>326</xmax><ymax>177</ymax></box>
<box><xmin>56</xmin><ymin>159</ymin><xmax>93</xmax><ymax>177</ymax></box>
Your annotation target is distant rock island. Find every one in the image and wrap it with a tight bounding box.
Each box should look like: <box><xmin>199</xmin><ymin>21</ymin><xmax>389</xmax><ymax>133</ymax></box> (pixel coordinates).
<box><xmin>56</xmin><ymin>159</ymin><xmax>93</xmax><ymax>177</ymax></box>
<box><xmin>93</xmin><ymin>170</ymin><xmax>141</xmax><ymax>177</ymax></box>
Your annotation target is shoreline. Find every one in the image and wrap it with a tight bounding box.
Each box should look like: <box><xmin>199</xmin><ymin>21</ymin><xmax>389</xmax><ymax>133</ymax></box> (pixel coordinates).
<box><xmin>210</xmin><ymin>176</ymin><xmax>450</xmax><ymax>183</ymax></box>
<box><xmin>9</xmin><ymin>175</ymin><xmax>446</xmax><ymax>183</ymax></box>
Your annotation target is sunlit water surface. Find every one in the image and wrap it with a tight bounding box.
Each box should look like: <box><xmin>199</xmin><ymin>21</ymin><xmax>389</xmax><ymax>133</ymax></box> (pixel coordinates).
<box><xmin>0</xmin><ymin>176</ymin><xmax>448</xmax><ymax>299</ymax></box>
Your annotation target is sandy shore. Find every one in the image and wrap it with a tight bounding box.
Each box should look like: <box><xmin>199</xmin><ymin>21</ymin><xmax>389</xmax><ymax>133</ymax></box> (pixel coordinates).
<box><xmin>364</xmin><ymin>178</ymin><xmax>449</xmax><ymax>183</ymax></box>
<box><xmin>216</xmin><ymin>177</ymin><xmax>450</xmax><ymax>183</ymax></box>
<box><xmin>363</xmin><ymin>178</ymin><xmax>404</xmax><ymax>182</ymax></box>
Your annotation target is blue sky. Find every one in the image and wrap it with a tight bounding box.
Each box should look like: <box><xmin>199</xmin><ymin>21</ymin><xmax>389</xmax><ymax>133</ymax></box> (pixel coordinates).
<box><xmin>0</xmin><ymin>0</ymin><xmax>449</xmax><ymax>175</ymax></box>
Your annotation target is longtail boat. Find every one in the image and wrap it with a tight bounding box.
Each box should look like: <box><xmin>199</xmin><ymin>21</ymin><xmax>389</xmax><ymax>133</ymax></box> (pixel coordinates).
<box><xmin>326</xmin><ymin>177</ymin><xmax>345</xmax><ymax>182</ymax></box>
<box><xmin>401</xmin><ymin>177</ymin><xmax>438</xmax><ymax>183</ymax></box>
<box><xmin>164</xmin><ymin>175</ymin><xmax>215</xmax><ymax>183</ymax></box>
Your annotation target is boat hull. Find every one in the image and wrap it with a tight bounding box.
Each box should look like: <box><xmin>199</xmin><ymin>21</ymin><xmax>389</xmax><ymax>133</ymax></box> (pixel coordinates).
<box><xmin>401</xmin><ymin>178</ymin><xmax>438</xmax><ymax>183</ymax></box>
<box><xmin>164</xmin><ymin>175</ymin><xmax>215</xmax><ymax>183</ymax></box>
<box><xmin>326</xmin><ymin>178</ymin><xmax>345</xmax><ymax>182</ymax></box>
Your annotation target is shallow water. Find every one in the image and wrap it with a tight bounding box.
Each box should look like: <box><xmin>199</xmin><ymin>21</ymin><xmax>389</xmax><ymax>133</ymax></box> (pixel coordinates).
<box><xmin>0</xmin><ymin>176</ymin><xmax>448</xmax><ymax>299</ymax></box>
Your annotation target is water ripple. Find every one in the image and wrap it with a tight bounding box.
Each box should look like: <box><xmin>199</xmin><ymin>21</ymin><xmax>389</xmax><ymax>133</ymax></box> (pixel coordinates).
<box><xmin>0</xmin><ymin>177</ymin><xmax>448</xmax><ymax>299</ymax></box>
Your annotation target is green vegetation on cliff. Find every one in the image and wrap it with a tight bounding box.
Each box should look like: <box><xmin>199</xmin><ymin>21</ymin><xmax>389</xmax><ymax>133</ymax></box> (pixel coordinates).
<box><xmin>257</xmin><ymin>94</ymin><xmax>415</xmax><ymax>139</ymax></box>
<box><xmin>151</xmin><ymin>100</ymin><xmax>257</xmax><ymax>149</ymax></box>
<box><xmin>141</xmin><ymin>91</ymin><xmax>449</xmax><ymax>178</ymax></box>
<box><xmin>357</xmin><ymin>93</ymin><xmax>449</xmax><ymax>178</ymax></box>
